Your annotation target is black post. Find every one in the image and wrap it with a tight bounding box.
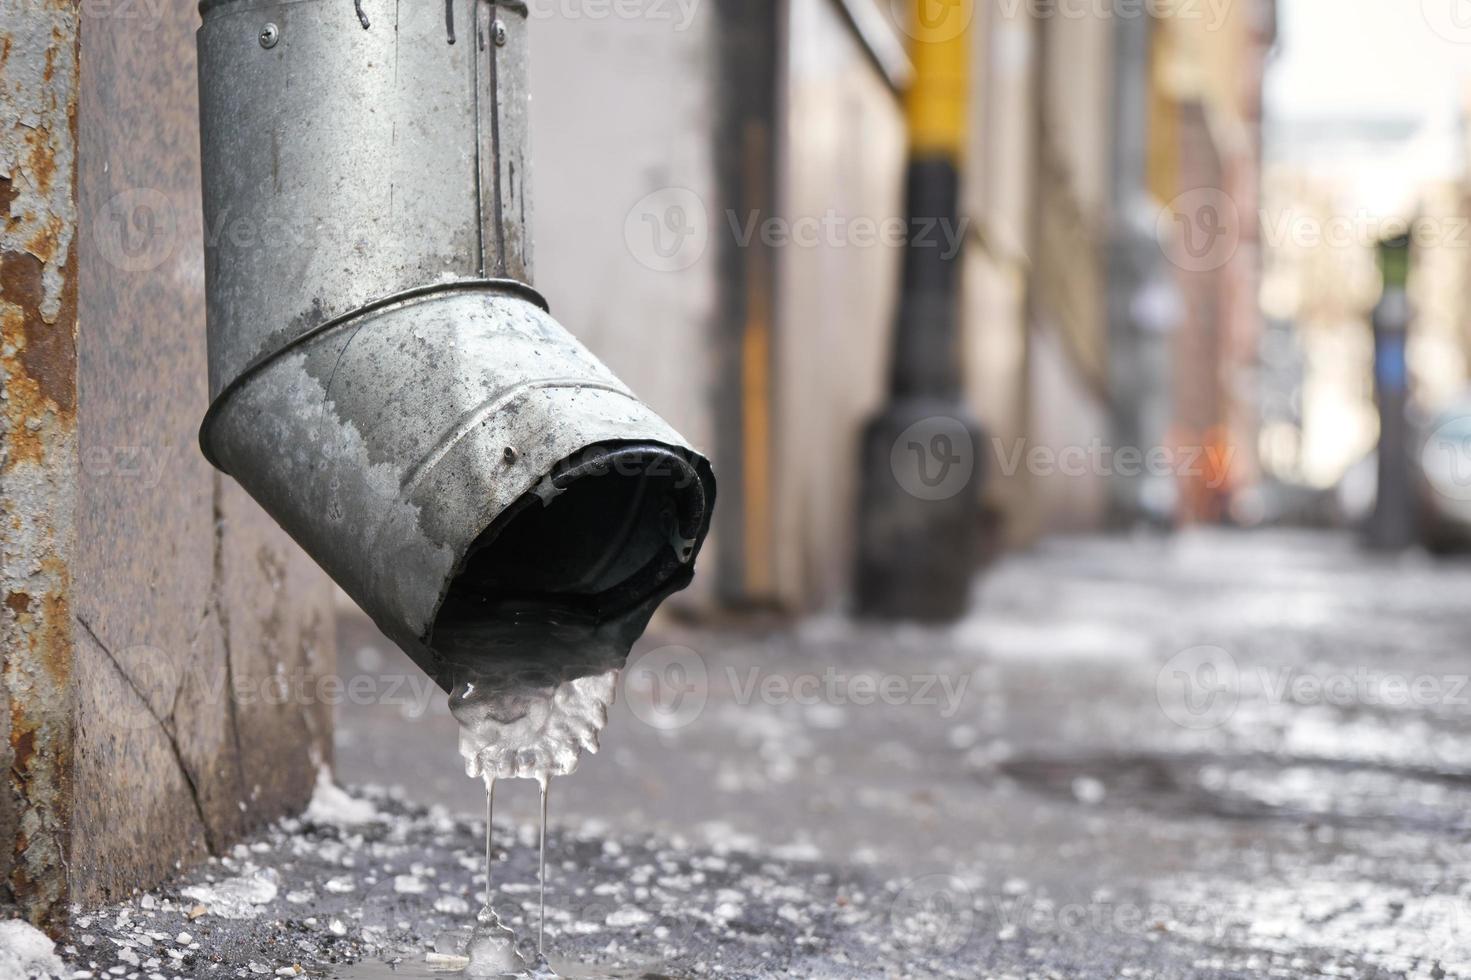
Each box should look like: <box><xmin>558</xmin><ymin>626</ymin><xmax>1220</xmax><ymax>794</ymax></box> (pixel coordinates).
<box><xmin>1365</xmin><ymin>233</ymin><xmax>1415</xmax><ymax>551</ymax></box>
<box><xmin>852</xmin><ymin>150</ymin><xmax>983</xmax><ymax>621</ymax></box>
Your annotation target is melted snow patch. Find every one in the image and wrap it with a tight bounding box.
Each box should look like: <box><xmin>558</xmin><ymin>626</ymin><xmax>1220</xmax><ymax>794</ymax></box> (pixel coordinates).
<box><xmin>181</xmin><ymin>868</ymin><xmax>280</xmax><ymax>920</ymax></box>
<box><xmin>393</xmin><ymin>875</ymin><xmax>428</xmax><ymax>895</ymax></box>
<box><xmin>0</xmin><ymin>919</ymin><xmax>65</xmax><ymax>979</ymax></box>
<box><xmin>303</xmin><ymin>767</ymin><xmax>381</xmax><ymax>826</ymax></box>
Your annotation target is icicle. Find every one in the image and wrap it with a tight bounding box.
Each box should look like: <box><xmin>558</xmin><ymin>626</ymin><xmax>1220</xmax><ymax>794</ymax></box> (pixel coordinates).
<box><xmin>538</xmin><ymin>774</ymin><xmax>550</xmax><ymax>957</ymax></box>
<box><xmin>483</xmin><ymin>778</ymin><xmax>496</xmax><ymax>912</ymax></box>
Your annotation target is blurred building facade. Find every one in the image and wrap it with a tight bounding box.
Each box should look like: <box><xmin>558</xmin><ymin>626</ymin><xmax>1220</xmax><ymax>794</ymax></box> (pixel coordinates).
<box><xmin>1148</xmin><ymin>0</ymin><xmax>1277</xmax><ymax>525</ymax></box>
<box><xmin>960</xmin><ymin>0</ymin><xmax>1279</xmax><ymax>539</ymax></box>
<box><xmin>1257</xmin><ymin>87</ymin><xmax>1471</xmax><ymax>498</ymax></box>
<box><xmin>530</xmin><ymin>0</ymin><xmax>1280</xmax><ymax>614</ymax></box>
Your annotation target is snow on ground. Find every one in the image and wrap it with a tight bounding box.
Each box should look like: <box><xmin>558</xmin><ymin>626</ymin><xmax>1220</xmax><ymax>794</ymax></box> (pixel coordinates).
<box><xmin>45</xmin><ymin>533</ymin><xmax>1471</xmax><ymax>978</ymax></box>
<box><xmin>303</xmin><ymin>767</ymin><xmax>383</xmax><ymax>828</ymax></box>
<box><xmin>0</xmin><ymin>919</ymin><xmax>65</xmax><ymax>979</ymax></box>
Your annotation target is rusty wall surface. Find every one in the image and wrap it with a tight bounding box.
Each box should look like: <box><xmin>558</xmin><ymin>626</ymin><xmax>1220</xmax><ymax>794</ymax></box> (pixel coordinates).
<box><xmin>0</xmin><ymin>0</ymin><xmax>81</xmax><ymax>932</ymax></box>
<box><xmin>69</xmin><ymin>0</ymin><xmax>335</xmax><ymax>907</ymax></box>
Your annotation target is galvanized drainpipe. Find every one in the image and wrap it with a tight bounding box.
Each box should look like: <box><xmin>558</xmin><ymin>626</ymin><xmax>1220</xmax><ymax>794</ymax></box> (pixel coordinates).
<box><xmin>196</xmin><ymin>0</ymin><xmax>714</xmax><ymax>687</ymax></box>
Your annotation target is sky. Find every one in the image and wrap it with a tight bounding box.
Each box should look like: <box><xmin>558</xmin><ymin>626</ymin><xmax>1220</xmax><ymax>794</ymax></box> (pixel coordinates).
<box><xmin>1268</xmin><ymin>0</ymin><xmax>1471</xmax><ymax>123</ymax></box>
<box><xmin>1266</xmin><ymin>0</ymin><xmax>1471</xmax><ymax>213</ymax></box>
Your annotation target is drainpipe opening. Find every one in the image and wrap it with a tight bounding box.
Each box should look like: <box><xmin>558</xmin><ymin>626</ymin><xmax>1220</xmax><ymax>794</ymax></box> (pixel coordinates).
<box><xmin>432</xmin><ymin>443</ymin><xmax>713</xmax><ymax>650</ymax></box>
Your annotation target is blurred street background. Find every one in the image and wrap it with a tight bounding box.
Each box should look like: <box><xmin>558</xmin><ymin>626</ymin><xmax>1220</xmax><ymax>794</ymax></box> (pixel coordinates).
<box><xmin>316</xmin><ymin>0</ymin><xmax>1471</xmax><ymax>974</ymax></box>
<box><xmin>333</xmin><ymin>530</ymin><xmax>1471</xmax><ymax>976</ymax></box>
<box><xmin>523</xmin><ymin>0</ymin><xmax>1471</xmax><ymax>600</ymax></box>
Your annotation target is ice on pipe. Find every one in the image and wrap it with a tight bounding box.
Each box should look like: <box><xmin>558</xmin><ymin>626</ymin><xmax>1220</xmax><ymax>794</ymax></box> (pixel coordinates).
<box><xmin>452</xmin><ymin>668</ymin><xmax>618</xmax><ymax>785</ymax></box>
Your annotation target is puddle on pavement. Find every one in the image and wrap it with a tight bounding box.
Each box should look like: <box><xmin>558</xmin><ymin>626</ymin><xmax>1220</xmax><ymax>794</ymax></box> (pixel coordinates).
<box><xmin>1001</xmin><ymin>752</ymin><xmax>1471</xmax><ymax>833</ymax></box>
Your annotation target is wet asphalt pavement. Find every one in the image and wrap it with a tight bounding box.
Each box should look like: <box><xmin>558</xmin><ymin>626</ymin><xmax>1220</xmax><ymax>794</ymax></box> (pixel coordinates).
<box><xmin>63</xmin><ymin>530</ymin><xmax>1471</xmax><ymax>979</ymax></box>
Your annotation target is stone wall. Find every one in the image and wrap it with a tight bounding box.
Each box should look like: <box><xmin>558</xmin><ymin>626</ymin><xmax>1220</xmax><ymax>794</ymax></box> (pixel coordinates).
<box><xmin>1</xmin><ymin>0</ymin><xmax>335</xmax><ymax>929</ymax></box>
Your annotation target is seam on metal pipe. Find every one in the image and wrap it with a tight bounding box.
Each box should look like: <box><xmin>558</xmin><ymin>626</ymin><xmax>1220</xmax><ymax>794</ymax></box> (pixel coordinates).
<box><xmin>395</xmin><ymin>380</ymin><xmax>640</xmax><ymax>499</ymax></box>
<box><xmin>197</xmin><ymin>279</ymin><xmax>549</xmax><ymax>470</ymax></box>
<box><xmin>471</xmin><ymin>0</ymin><xmax>486</xmax><ymax>275</ymax></box>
